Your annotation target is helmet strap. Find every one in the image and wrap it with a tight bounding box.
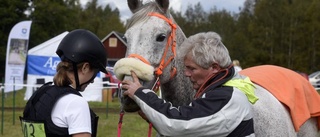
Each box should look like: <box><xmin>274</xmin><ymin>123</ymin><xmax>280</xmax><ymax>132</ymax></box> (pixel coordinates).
<box><xmin>72</xmin><ymin>62</ymin><xmax>81</xmax><ymax>91</ymax></box>
<box><xmin>79</xmin><ymin>73</ymin><xmax>96</xmax><ymax>88</ymax></box>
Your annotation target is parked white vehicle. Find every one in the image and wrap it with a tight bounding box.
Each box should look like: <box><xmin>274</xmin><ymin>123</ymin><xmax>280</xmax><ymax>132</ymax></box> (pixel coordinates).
<box><xmin>309</xmin><ymin>71</ymin><xmax>320</xmax><ymax>88</ymax></box>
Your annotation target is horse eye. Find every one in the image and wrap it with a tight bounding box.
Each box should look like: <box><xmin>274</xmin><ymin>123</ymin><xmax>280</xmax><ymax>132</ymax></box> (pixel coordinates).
<box><xmin>156</xmin><ymin>34</ymin><xmax>166</xmax><ymax>42</ymax></box>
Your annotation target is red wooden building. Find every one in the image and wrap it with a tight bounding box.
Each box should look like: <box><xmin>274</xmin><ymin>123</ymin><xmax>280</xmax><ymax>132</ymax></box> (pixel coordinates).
<box><xmin>101</xmin><ymin>31</ymin><xmax>127</xmax><ymax>66</ymax></box>
<box><xmin>101</xmin><ymin>31</ymin><xmax>127</xmax><ymax>101</ymax></box>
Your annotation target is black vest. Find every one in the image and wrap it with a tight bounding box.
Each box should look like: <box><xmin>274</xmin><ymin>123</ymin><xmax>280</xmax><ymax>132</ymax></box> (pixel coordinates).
<box><xmin>21</xmin><ymin>82</ymin><xmax>99</xmax><ymax>137</ymax></box>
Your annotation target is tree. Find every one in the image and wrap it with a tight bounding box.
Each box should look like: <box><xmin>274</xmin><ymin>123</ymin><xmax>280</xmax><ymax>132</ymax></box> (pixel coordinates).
<box><xmin>77</xmin><ymin>0</ymin><xmax>125</xmax><ymax>39</ymax></box>
<box><xmin>28</xmin><ymin>0</ymin><xmax>82</xmax><ymax>48</ymax></box>
<box><xmin>205</xmin><ymin>10</ymin><xmax>236</xmax><ymax>55</ymax></box>
<box><xmin>242</xmin><ymin>0</ymin><xmax>320</xmax><ymax>73</ymax></box>
<box><xmin>170</xmin><ymin>9</ymin><xmax>187</xmax><ymax>37</ymax></box>
<box><xmin>232</xmin><ymin>0</ymin><xmax>256</xmax><ymax>68</ymax></box>
<box><xmin>0</xmin><ymin>0</ymin><xmax>126</xmax><ymax>80</ymax></box>
<box><xmin>183</xmin><ymin>2</ymin><xmax>208</xmax><ymax>37</ymax></box>
<box><xmin>29</xmin><ymin>0</ymin><xmax>125</xmax><ymax>45</ymax></box>
<box><xmin>305</xmin><ymin>0</ymin><xmax>320</xmax><ymax>71</ymax></box>
<box><xmin>0</xmin><ymin>0</ymin><xmax>30</xmax><ymax>79</ymax></box>
<box><xmin>249</xmin><ymin>0</ymin><xmax>290</xmax><ymax>67</ymax></box>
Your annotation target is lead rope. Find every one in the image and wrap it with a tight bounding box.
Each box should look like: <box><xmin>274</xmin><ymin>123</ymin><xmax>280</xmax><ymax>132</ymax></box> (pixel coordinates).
<box><xmin>117</xmin><ymin>110</ymin><xmax>124</xmax><ymax>137</ymax></box>
<box><xmin>117</xmin><ymin>82</ymin><xmax>124</xmax><ymax>137</ymax></box>
<box><xmin>117</xmin><ymin>77</ymin><xmax>160</xmax><ymax>137</ymax></box>
<box><xmin>147</xmin><ymin>77</ymin><xmax>160</xmax><ymax>137</ymax></box>
<box><xmin>148</xmin><ymin>123</ymin><xmax>153</xmax><ymax>137</ymax></box>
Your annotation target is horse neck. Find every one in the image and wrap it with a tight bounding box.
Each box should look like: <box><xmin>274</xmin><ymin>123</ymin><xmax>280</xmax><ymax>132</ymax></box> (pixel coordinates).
<box><xmin>160</xmin><ymin>56</ymin><xmax>195</xmax><ymax>107</ymax></box>
<box><xmin>160</xmin><ymin>77</ymin><xmax>194</xmax><ymax>107</ymax></box>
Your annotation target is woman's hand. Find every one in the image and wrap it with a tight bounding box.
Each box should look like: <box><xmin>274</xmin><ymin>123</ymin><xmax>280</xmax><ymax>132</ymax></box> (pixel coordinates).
<box><xmin>121</xmin><ymin>71</ymin><xmax>143</xmax><ymax>98</ymax></box>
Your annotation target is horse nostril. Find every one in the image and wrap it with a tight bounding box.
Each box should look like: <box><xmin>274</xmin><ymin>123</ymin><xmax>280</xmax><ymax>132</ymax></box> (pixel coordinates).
<box><xmin>156</xmin><ymin>34</ymin><xmax>166</xmax><ymax>42</ymax></box>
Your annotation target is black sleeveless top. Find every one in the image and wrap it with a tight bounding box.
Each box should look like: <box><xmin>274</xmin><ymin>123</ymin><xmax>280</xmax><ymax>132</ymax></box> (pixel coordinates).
<box><xmin>21</xmin><ymin>82</ymin><xmax>99</xmax><ymax>137</ymax></box>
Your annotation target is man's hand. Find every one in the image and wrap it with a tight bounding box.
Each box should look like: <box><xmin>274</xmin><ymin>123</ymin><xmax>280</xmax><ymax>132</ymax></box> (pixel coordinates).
<box><xmin>121</xmin><ymin>71</ymin><xmax>143</xmax><ymax>98</ymax></box>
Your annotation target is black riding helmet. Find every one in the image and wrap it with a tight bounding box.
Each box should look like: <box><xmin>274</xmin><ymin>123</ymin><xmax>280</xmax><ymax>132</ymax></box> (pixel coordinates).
<box><xmin>56</xmin><ymin>29</ymin><xmax>108</xmax><ymax>90</ymax></box>
<box><xmin>56</xmin><ymin>29</ymin><xmax>108</xmax><ymax>74</ymax></box>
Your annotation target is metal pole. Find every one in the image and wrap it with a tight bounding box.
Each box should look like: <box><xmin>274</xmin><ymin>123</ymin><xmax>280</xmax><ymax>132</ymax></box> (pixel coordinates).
<box><xmin>1</xmin><ymin>78</ymin><xmax>4</xmax><ymax>135</ymax></box>
<box><xmin>12</xmin><ymin>77</ymin><xmax>15</xmax><ymax>125</ymax></box>
<box><xmin>106</xmin><ymin>88</ymin><xmax>108</xmax><ymax>119</ymax></box>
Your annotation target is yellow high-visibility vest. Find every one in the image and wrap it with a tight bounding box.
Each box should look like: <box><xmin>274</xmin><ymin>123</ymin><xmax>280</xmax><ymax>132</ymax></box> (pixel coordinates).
<box><xmin>223</xmin><ymin>77</ymin><xmax>259</xmax><ymax>104</ymax></box>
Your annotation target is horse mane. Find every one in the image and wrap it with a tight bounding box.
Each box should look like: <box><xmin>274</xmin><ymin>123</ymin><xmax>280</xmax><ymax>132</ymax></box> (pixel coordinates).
<box><xmin>126</xmin><ymin>2</ymin><xmax>171</xmax><ymax>29</ymax></box>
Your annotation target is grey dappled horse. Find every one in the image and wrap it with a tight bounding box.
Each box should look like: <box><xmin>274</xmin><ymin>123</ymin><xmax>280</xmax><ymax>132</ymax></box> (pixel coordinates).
<box><xmin>120</xmin><ymin>0</ymin><xmax>319</xmax><ymax>136</ymax></box>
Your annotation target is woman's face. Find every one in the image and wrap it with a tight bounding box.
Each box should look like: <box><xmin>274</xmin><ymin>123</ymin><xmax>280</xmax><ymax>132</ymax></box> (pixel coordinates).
<box><xmin>78</xmin><ymin>63</ymin><xmax>99</xmax><ymax>91</ymax></box>
<box><xmin>183</xmin><ymin>55</ymin><xmax>215</xmax><ymax>90</ymax></box>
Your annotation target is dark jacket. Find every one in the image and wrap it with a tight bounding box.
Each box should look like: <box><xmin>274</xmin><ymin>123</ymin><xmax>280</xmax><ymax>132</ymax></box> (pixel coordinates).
<box><xmin>132</xmin><ymin>67</ymin><xmax>254</xmax><ymax>137</ymax></box>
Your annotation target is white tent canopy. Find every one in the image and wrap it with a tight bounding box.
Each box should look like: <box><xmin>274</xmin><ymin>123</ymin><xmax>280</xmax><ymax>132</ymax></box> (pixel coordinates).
<box><xmin>25</xmin><ymin>31</ymin><xmax>104</xmax><ymax>101</ymax></box>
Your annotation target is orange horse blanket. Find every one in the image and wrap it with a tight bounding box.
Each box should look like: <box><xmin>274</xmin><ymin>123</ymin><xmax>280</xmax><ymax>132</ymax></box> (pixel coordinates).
<box><xmin>240</xmin><ymin>65</ymin><xmax>320</xmax><ymax>131</ymax></box>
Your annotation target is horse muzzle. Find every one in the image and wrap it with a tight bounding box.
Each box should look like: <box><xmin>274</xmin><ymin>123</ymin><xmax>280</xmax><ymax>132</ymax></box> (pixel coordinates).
<box><xmin>114</xmin><ymin>58</ymin><xmax>156</xmax><ymax>112</ymax></box>
<box><xmin>119</xmin><ymin>75</ymin><xmax>146</xmax><ymax>112</ymax></box>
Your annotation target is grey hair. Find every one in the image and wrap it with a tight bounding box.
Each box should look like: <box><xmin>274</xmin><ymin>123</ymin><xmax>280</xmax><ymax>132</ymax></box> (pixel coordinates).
<box><xmin>179</xmin><ymin>32</ymin><xmax>232</xmax><ymax>69</ymax></box>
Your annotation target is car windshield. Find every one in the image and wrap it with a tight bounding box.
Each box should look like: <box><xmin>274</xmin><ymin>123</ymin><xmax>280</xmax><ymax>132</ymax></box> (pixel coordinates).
<box><xmin>309</xmin><ymin>71</ymin><xmax>320</xmax><ymax>78</ymax></box>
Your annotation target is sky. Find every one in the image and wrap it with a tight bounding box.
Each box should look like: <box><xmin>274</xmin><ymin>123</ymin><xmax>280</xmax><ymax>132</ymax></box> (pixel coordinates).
<box><xmin>80</xmin><ymin>0</ymin><xmax>246</xmax><ymax>22</ymax></box>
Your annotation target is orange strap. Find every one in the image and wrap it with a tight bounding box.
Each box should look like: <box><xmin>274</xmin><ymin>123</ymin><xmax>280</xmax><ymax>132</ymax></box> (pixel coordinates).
<box><xmin>127</xmin><ymin>54</ymin><xmax>151</xmax><ymax>65</ymax></box>
<box><xmin>148</xmin><ymin>12</ymin><xmax>177</xmax><ymax>77</ymax></box>
<box><xmin>127</xmin><ymin>13</ymin><xmax>177</xmax><ymax>79</ymax></box>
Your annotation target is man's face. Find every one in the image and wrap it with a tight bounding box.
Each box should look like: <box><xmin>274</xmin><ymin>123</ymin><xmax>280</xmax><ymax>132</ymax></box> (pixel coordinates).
<box><xmin>183</xmin><ymin>55</ymin><xmax>215</xmax><ymax>90</ymax></box>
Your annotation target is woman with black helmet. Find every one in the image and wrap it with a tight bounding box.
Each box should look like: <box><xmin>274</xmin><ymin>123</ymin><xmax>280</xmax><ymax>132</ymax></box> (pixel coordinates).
<box><xmin>20</xmin><ymin>29</ymin><xmax>108</xmax><ymax>137</ymax></box>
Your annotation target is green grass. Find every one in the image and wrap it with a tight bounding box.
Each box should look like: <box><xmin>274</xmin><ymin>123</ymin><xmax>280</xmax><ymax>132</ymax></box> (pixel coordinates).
<box><xmin>2</xmin><ymin>88</ymin><xmax>320</xmax><ymax>137</ymax></box>
<box><xmin>0</xmin><ymin>88</ymin><xmax>157</xmax><ymax>137</ymax></box>
<box><xmin>1</xmin><ymin>111</ymin><xmax>157</xmax><ymax>137</ymax></box>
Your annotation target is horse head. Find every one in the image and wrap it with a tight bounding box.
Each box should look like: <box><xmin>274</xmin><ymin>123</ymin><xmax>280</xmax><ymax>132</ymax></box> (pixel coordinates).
<box><xmin>114</xmin><ymin>0</ymin><xmax>194</xmax><ymax>112</ymax></box>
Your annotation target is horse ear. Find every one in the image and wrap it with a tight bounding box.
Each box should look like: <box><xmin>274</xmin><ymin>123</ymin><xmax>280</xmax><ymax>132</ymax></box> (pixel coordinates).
<box><xmin>155</xmin><ymin>0</ymin><xmax>170</xmax><ymax>13</ymax></box>
<box><xmin>128</xmin><ymin>0</ymin><xmax>142</xmax><ymax>13</ymax></box>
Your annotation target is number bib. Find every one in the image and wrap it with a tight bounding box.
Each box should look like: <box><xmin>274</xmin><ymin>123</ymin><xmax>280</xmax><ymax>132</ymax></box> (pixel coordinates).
<box><xmin>20</xmin><ymin>117</ymin><xmax>46</xmax><ymax>137</ymax></box>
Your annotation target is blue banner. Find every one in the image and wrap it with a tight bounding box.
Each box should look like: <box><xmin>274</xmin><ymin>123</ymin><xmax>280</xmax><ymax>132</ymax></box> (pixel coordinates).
<box><xmin>27</xmin><ymin>55</ymin><xmax>101</xmax><ymax>77</ymax></box>
<box><xmin>28</xmin><ymin>55</ymin><xmax>60</xmax><ymax>76</ymax></box>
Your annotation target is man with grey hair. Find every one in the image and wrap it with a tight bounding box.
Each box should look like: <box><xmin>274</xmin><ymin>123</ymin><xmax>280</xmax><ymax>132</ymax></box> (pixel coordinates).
<box><xmin>122</xmin><ymin>32</ymin><xmax>257</xmax><ymax>137</ymax></box>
